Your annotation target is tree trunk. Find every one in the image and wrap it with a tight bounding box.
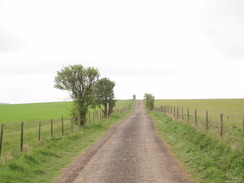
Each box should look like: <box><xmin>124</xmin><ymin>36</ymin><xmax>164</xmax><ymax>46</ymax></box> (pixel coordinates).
<box><xmin>80</xmin><ymin>110</ymin><xmax>87</xmax><ymax>126</ymax></box>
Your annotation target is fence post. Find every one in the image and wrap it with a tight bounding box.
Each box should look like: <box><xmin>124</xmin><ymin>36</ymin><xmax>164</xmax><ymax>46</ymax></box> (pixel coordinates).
<box><xmin>182</xmin><ymin>107</ymin><xmax>184</xmax><ymax>120</ymax></box>
<box><xmin>187</xmin><ymin>108</ymin><xmax>189</xmax><ymax>123</ymax></box>
<box><xmin>62</xmin><ymin>116</ymin><xmax>64</xmax><ymax>136</ymax></box>
<box><xmin>71</xmin><ymin>119</ymin><xmax>73</xmax><ymax>133</ymax></box>
<box><xmin>206</xmin><ymin>111</ymin><xmax>209</xmax><ymax>131</ymax></box>
<box><xmin>194</xmin><ymin>110</ymin><xmax>197</xmax><ymax>126</ymax></box>
<box><xmin>78</xmin><ymin>112</ymin><xmax>81</xmax><ymax>128</ymax></box>
<box><xmin>38</xmin><ymin>122</ymin><xmax>41</xmax><ymax>144</ymax></box>
<box><xmin>220</xmin><ymin>113</ymin><xmax>223</xmax><ymax>138</ymax></box>
<box><xmin>243</xmin><ymin>114</ymin><xmax>244</xmax><ymax>134</ymax></box>
<box><xmin>0</xmin><ymin>124</ymin><xmax>4</xmax><ymax>156</ymax></box>
<box><xmin>89</xmin><ymin>111</ymin><xmax>91</xmax><ymax>123</ymax></box>
<box><xmin>20</xmin><ymin>122</ymin><xmax>24</xmax><ymax>152</ymax></box>
<box><xmin>51</xmin><ymin>119</ymin><xmax>53</xmax><ymax>138</ymax></box>
<box><xmin>106</xmin><ymin>103</ymin><xmax>109</xmax><ymax>119</ymax></box>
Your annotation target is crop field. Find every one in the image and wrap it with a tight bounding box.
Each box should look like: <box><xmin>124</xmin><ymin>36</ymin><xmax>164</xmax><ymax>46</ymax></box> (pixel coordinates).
<box><xmin>0</xmin><ymin>100</ymin><xmax>132</xmax><ymax>159</ymax></box>
<box><xmin>154</xmin><ymin>99</ymin><xmax>244</xmax><ymax>150</ymax></box>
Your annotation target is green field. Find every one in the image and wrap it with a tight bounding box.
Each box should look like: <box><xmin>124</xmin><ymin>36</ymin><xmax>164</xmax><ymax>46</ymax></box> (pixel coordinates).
<box><xmin>0</xmin><ymin>100</ymin><xmax>135</xmax><ymax>183</ymax></box>
<box><xmin>155</xmin><ymin>99</ymin><xmax>244</xmax><ymax>117</ymax></box>
<box><xmin>0</xmin><ymin>100</ymin><xmax>132</xmax><ymax>159</ymax></box>
<box><xmin>154</xmin><ymin>99</ymin><xmax>244</xmax><ymax>150</ymax></box>
<box><xmin>0</xmin><ymin>100</ymin><xmax>131</xmax><ymax>123</ymax></box>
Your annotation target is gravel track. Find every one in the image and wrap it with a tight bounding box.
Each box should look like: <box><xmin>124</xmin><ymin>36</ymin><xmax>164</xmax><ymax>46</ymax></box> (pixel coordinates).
<box><xmin>55</xmin><ymin>101</ymin><xmax>193</xmax><ymax>183</ymax></box>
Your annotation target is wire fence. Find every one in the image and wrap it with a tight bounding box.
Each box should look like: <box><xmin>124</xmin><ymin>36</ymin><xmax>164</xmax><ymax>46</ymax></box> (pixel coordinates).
<box><xmin>153</xmin><ymin>105</ymin><xmax>244</xmax><ymax>151</ymax></box>
<box><xmin>0</xmin><ymin>107</ymin><xmax>130</xmax><ymax>160</ymax></box>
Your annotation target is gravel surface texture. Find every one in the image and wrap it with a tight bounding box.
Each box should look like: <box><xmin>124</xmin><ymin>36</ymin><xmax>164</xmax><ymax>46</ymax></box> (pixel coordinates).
<box><xmin>55</xmin><ymin>101</ymin><xmax>194</xmax><ymax>183</ymax></box>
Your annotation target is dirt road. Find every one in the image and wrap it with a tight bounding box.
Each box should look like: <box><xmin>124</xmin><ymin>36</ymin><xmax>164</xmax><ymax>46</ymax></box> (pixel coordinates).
<box><xmin>56</xmin><ymin>101</ymin><xmax>193</xmax><ymax>183</ymax></box>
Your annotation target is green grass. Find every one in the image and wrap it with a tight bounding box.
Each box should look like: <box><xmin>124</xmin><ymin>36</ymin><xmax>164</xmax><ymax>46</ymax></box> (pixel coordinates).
<box><xmin>0</xmin><ymin>100</ymin><xmax>135</xmax><ymax>183</ymax></box>
<box><xmin>154</xmin><ymin>99</ymin><xmax>244</xmax><ymax>150</ymax></box>
<box><xmin>155</xmin><ymin>99</ymin><xmax>244</xmax><ymax>118</ymax></box>
<box><xmin>0</xmin><ymin>100</ymin><xmax>131</xmax><ymax>123</ymax></box>
<box><xmin>0</xmin><ymin>102</ymin><xmax>73</xmax><ymax>123</ymax></box>
<box><xmin>0</xmin><ymin>100</ymin><xmax>132</xmax><ymax>160</ymax></box>
<box><xmin>149</xmin><ymin>111</ymin><xmax>244</xmax><ymax>183</ymax></box>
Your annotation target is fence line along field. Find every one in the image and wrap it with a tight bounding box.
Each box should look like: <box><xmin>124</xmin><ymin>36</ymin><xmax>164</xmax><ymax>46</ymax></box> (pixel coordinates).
<box><xmin>0</xmin><ymin>100</ymin><xmax>132</xmax><ymax>159</ymax></box>
<box><xmin>154</xmin><ymin>99</ymin><xmax>244</xmax><ymax>151</ymax></box>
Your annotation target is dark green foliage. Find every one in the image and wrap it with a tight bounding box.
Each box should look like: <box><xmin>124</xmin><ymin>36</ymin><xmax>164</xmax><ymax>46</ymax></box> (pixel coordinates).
<box><xmin>144</xmin><ymin>93</ymin><xmax>155</xmax><ymax>110</ymax></box>
<box><xmin>8</xmin><ymin>163</ymin><xmax>25</xmax><ymax>172</ymax></box>
<box><xmin>94</xmin><ymin>77</ymin><xmax>116</xmax><ymax>117</ymax></box>
<box><xmin>54</xmin><ymin>65</ymin><xmax>100</xmax><ymax>126</ymax></box>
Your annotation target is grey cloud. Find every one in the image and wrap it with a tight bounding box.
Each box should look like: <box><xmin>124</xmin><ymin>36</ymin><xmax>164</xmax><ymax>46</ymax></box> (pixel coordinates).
<box><xmin>195</xmin><ymin>0</ymin><xmax>244</xmax><ymax>59</ymax></box>
<box><xmin>0</xmin><ymin>25</ymin><xmax>23</xmax><ymax>52</ymax></box>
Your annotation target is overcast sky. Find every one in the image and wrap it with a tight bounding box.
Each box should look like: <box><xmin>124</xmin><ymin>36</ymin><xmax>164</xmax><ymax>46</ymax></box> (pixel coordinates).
<box><xmin>0</xmin><ymin>0</ymin><xmax>244</xmax><ymax>104</ymax></box>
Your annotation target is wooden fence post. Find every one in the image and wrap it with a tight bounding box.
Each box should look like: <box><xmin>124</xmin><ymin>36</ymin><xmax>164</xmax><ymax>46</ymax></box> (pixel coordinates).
<box><xmin>78</xmin><ymin>112</ymin><xmax>81</xmax><ymax>128</ymax></box>
<box><xmin>20</xmin><ymin>122</ymin><xmax>24</xmax><ymax>152</ymax></box>
<box><xmin>71</xmin><ymin>119</ymin><xmax>73</xmax><ymax>133</ymax></box>
<box><xmin>62</xmin><ymin>116</ymin><xmax>64</xmax><ymax>136</ymax></box>
<box><xmin>194</xmin><ymin>110</ymin><xmax>197</xmax><ymax>126</ymax></box>
<box><xmin>38</xmin><ymin>122</ymin><xmax>41</xmax><ymax>144</ymax></box>
<box><xmin>220</xmin><ymin>113</ymin><xmax>223</xmax><ymax>138</ymax></box>
<box><xmin>243</xmin><ymin>114</ymin><xmax>244</xmax><ymax>134</ymax></box>
<box><xmin>177</xmin><ymin>107</ymin><xmax>179</xmax><ymax>119</ymax></box>
<box><xmin>187</xmin><ymin>108</ymin><xmax>189</xmax><ymax>123</ymax></box>
<box><xmin>51</xmin><ymin>119</ymin><xmax>53</xmax><ymax>138</ymax></box>
<box><xmin>0</xmin><ymin>124</ymin><xmax>4</xmax><ymax>156</ymax></box>
<box><xmin>182</xmin><ymin>107</ymin><xmax>184</xmax><ymax>120</ymax></box>
<box><xmin>89</xmin><ymin>111</ymin><xmax>91</xmax><ymax>123</ymax></box>
<box><xmin>206</xmin><ymin>111</ymin><xmax>209</xmax><ymax>131</ymax></box>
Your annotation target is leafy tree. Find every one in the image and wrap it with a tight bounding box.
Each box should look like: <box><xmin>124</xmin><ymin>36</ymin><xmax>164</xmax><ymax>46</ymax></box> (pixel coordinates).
<box><xmin>144</xmin><ymin>93</ymin><xmax>155</xmax><ymax>110</ymax></box>
<box><xmin>133</xmin><ymin>95</ymin><xmax>136</xmax><ymax>100</ymax></box>
<box><xmin>94</xmin><ymin>78</ymin><xmax>116</xmax><ymax>117</ymax></box>
<box><xmin>54</xmin><ymin>65</ymin><xmax>99</xmax><ymax>126</ymax></box>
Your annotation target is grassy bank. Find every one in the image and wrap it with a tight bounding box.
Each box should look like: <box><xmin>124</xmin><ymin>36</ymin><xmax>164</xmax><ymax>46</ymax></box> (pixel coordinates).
<box><xmin>149</xmin><ymin>111</ymin><xmax>244</xmax><ymax>183</ymax></box>
<box><xmin>154</xmin><ymin>99</ymin><xmax>244</xmax><ymax>151</ymax></box>
<box><xmin>0</xmin><ymin>100</ymin><xmax>134</xmax><ymax>183</ymax></box>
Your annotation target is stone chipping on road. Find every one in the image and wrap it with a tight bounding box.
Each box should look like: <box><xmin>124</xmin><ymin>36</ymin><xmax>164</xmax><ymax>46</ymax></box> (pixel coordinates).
<box><xmin>56</xmin><ymin>101</ymin><xmax>194</xmax><ymax>183</ymax></box>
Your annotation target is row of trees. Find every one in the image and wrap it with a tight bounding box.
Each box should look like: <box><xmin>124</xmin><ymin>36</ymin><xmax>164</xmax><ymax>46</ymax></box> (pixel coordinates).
<box><xmin>54</xmin><ymin>64</ymin><xmax>116</xmax><ymax>126</ymax></box>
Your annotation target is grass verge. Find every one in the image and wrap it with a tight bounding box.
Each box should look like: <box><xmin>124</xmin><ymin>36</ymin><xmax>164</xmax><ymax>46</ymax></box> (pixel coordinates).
<box><xmin>148</xmin><ymin>111</ymin><xmax>244</xmax><ymax>183</ymax></box>
<box><xmin>0</xmin><ymin>103</ymin><xmax>134</xmax><ymax>183</ymax></box>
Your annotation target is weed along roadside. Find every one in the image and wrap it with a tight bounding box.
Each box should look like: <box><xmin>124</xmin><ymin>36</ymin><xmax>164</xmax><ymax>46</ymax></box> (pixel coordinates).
<box><xmin>0</xmin><ymin>100</ymin><xmax>135</xmax><ymax>183</ymax></box>
<box><xmin>148</xmin><ymin>111</ymin><xmax>244</xmax><ymax>183</ymax></box>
